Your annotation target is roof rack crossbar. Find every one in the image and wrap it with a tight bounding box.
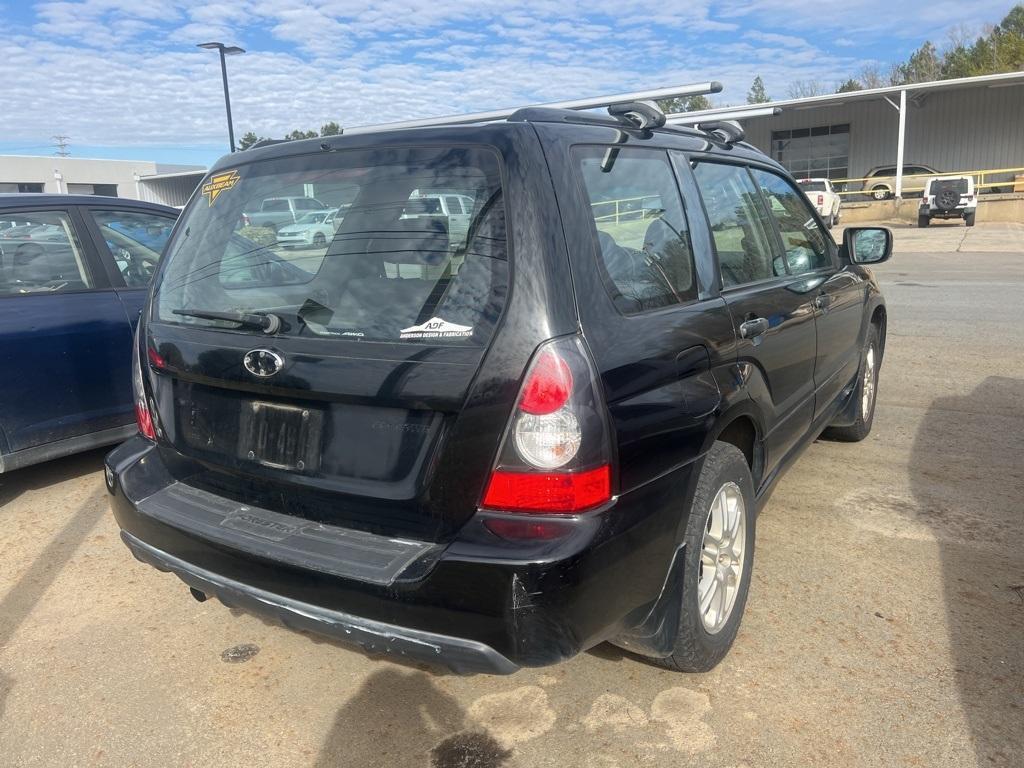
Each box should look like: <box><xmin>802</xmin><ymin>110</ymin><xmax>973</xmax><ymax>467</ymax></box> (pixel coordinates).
<box><xmin>665</xmin><ymin>106</ymin><xmax>781</xmax><ymax>125</ymax></box>
<box><xmin>339</xmin><ymin>82</ymin><xmax>722</xmax><ymax>137</ymax></box>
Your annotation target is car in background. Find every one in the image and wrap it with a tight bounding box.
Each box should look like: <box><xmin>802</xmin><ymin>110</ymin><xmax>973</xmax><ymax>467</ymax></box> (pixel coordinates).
<box><xmin>241</xmin><ymin>196</ymin><xmax>328</xmax><ymax>232</ymax></box>
<box><xmin>797</xmin><ymin>178</ymin><xmax>842</xmax><ymax>228</ymax></box>
<box><xmin>863</xmin><ymin>164</ymin><xmax>940</xmax><ymax>200</ymax></box>
<box><xmin>0</xmin><ymin>195</ymin><xmax>178</xmax><ymax>473</ymax></box>
<box><xmin>403</xmin><ymin>192</ymin><xmax>474</xmax><ymax>247</ymax></box>
<box><xmin>277</xmin><ymin>208</ymin><xmax>342</xmax><ymax>249</ymax></box>
<box><xmin>918</xmin><ymin>175</ymin><xmax>977</xmax><ymax>227</ymax></box>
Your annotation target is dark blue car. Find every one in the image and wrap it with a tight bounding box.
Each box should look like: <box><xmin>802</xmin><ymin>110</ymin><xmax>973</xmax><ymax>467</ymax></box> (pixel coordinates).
<box><xmin>0</xmin><ymin>194</ymin><xmax>178</xmax><ymax>473</ymax></box>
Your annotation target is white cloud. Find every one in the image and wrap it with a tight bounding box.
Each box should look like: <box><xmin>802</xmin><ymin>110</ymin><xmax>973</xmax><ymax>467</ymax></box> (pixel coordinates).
<box><xmin>4</xmin><ymin>0</ymin><xmax>1006</xmax><ymax>151</ymax></box>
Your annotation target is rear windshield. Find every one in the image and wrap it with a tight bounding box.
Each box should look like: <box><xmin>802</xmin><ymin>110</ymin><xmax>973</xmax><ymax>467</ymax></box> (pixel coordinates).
<box><xmin>929</xmin><ymin>178</ymin><xmax>969</xmax><ymax>194</ymax></box>
<box><xmin>155</xmin><ymin>146</ymin><xmax>508</xmax><ymax>345</ymax></box>
<box><xmin>798</xmin><ymin>180</ymin><xmax>827</xmax><ymax>192</ymax></box>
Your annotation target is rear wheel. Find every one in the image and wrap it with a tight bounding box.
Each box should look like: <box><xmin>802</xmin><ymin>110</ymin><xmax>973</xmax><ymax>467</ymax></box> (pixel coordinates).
<box><xmin>918</xmin><ymin>214</ymin><xmax>930</xmax><ymax>228</ymax></box>
<box><xmin>653</xmin><ymin>442</ymin><xmax>755</xmax><ymax>673</ymax></box>
<box><xmin>872</xmin><ymin>186</ymin><xmax>890</xmax><ymax>201</ymax></box>
<box><xmin>965</xmin><ymin>212</ymin><xmax>976</xmax><ymax>227</ymax></box>
<box><xmin>823</xmin><ymin>324</ymin><xmax>880</xmax><ymax>442</ymax></box>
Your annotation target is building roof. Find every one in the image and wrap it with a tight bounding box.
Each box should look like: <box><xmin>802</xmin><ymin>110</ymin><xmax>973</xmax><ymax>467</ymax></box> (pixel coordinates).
<box><xmin>680</xmin><ymin>70</ymin><xmax>1024</xmax><ymax>121</ymax></box>
<box><xmin>137</xmin><ymin>169</ymin><xmax>207</xmax><ymax>181</ymax></box>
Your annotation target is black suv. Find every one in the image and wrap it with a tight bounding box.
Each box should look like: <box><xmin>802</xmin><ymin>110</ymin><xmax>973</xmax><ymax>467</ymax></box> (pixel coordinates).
<box><xmin>105</xmin><ymin>105</ymin><xmax>891</xmax><ymax>674</ymax></box>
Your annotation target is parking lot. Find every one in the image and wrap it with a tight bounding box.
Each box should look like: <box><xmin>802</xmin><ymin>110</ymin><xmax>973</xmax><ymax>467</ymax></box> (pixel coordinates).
<box><xmin>0</xmin><ymin>222</ymin><xmax>1021</xmax><ymax>768</ymax></box>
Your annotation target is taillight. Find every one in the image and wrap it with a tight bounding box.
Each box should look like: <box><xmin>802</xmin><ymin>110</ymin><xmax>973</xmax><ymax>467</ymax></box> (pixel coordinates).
<box><xmin>132</xmin><ymin>329</ymin><xmax>156</xmax><ymax>440</ymax></box>
<box><xmin>481</xmin><ymin>336</ymin><xmax>613</xmax><ymax>516</ymax></box>
<box><xmin>817</xmin><ymin>194</ymin><xmax>824</xmax><ymax>206</ymax></box>
<box><xmin>241</xmin><ymin>213</ymin><xmax>251</xmax><ymax>226</ymax></box>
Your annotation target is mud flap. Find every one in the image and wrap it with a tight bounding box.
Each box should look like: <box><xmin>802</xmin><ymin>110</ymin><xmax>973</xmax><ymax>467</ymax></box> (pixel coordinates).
<box><xmin>608</xmin><ymin>543</ymin><xmax>686</xmax><ymax>658</ymax></box>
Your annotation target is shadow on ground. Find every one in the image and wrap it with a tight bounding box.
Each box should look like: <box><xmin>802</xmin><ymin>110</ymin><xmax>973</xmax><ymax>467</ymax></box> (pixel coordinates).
<box><xmin>314</xmin><ymin>668</ymin><xmax>510</xmax><ymax>768</ymax></box>
<box><xmin>0</xmin><ymin>447</ymin><xmax>107</xmax><ymax>508</ymax></box>
<box><xmin>909</xmin><ymin>376</ymin><xmax>1024</xmax><ymax>767</ymax></box>
<box><xmin>0</xmin><ymin>449</ymin><xmax>108</xmax><ymax>721</ymax></box>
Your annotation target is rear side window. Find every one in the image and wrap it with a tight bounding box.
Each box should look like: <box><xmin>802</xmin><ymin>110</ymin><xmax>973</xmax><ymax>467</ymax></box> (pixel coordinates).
<box><xmin>691</xmin><ymin>162</ymin><xmax>779</xmax><ymax>288</ymax></box>
<box><xmin>90</xmin><ymin>209</ymin><xmax>176</xmax><ymax>287</ymax></box>
<box><xmin>155</xmin><ymin>146</ymin><xmax>508</xmax><ymax>346</ymax></box>
<box><xmin>0</xmin><ymin>210</ymin><xmax>93</xmax><ymax>295</ymax></box>
<box><xmin>749</xmin><ymin>168</ymin><xmax>832</xmax><ymax>274</ymax></box>
<box><xmin>575</xmin><ymin>147</ymin><xmax>697</xmax><ymax>314</ymax></box>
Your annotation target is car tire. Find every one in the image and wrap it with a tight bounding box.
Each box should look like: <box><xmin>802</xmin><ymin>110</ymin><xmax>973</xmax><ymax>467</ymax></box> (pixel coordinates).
<box><xmin>823</xmin><ymin>324</ymin><xmax>881</xmax><ymax>442</ymax></box>
<box><xmin>652</xmin><ymin>442</ymin><xmax>756</xmax><ymax>673</ymax></box>
<box><xmin>918</xmin><ymin>215</ymin><xmax>930</xmax><ymax>228</ymax></box>
<box><xmin>313</xmin><ymin>232</ymin><xmax>327</xmax><ymax>247</ymax></box>
<box><xmin>871</xmin><ymin>186</ymin><xmax>890</xmax><ymax>201</ymax></box>
<box><xmin>965</xmin><ymin>212</ymin><xmax>976</xmax><ymax>227</ymax></box>
<box><xmin>826</xmin><ymin>213</ymin><xmax>834</xmax><ymax>229</ymax></box>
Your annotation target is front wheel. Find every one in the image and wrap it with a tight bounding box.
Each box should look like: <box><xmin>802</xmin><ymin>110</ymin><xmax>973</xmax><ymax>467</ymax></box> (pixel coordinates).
<box><xmin>872</xmin><ymin>186</ymin><xmax>891</xmax><ymax>201</ymax></box>
<box><xmin>823</xmin><ymin>324</ymin><xmax>880</xmax><ymax>442</ymax></box>
<box><xmin>653</xmin><ymin>442</ymin><xmax>755</xmax><ymax>673</ymax></box>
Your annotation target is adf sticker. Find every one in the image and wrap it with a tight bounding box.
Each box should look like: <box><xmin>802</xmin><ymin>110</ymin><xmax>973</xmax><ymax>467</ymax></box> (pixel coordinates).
<box><xmin>400</xmin><ymin>317</ymin><xmax>473</xmax><ymax>340</ymax></box>
<box><xmin>202</xmin><ymin>170</ymin><xmax>240</xmax><ymax>206</ymax></box>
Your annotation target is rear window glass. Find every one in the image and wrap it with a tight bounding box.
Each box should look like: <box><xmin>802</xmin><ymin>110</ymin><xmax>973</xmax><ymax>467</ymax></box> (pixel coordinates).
<box><xmin>798</xmin><ymin>180</ymin><xmax>827</xmax><ymax>192</ymax></box>
<box><xmin>930</xmin><ymin>178</ymin><xmax>969</xmax><ymax>194</ymax></box>
<box><xmin>155</xmin><ymin>146</ymin><xmax>508</xmax><ymax>345</ymax></box>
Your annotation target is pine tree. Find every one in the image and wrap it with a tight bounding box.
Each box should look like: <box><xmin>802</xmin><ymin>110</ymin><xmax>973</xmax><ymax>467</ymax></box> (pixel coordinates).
<box><xmin>747</xmin><ymin>76</ymin><xmax>771</xmax><ymax>104</ymax></box>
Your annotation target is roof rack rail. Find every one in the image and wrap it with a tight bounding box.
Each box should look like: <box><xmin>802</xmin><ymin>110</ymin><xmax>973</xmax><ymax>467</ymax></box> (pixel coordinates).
<box><xmin>336</xmin><ymin>82</ymin><xmax>722</xmax><ymax>137</ymax></box>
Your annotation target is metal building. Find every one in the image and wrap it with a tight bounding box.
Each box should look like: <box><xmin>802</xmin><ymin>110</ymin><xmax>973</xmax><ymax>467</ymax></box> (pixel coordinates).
<box><xmin>682</xmin><ymin>70</ymin><xmax>1024</xmax><ymax>198</ymax></box>
<box><xmin>0</xmin><ymin>155</ymin><xmax>206</xmax><ymax>207</ymax></box>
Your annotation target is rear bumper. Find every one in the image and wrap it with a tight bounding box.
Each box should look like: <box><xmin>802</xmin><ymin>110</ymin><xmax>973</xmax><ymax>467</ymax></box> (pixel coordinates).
<box><xmin>105</xmin><ymin>436</ymin><xmax>695</xmax><ymax>673</ymax></box>
<box><xmin>120</xmin><ymin>529</ymin><xmax>518</xmax><ymax>674</ymax></box>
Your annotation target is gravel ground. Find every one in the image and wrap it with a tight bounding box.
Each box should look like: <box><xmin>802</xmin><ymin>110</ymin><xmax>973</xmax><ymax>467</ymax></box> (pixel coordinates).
<box><xmin>0</xmin><ymin>223</ymin><xmax>1021</xmax><ymax>768</ymax></box>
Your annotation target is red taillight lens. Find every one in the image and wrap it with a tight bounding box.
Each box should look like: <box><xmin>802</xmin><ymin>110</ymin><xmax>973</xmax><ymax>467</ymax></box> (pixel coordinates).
<box><xmin>132</xmin><ymin>331</ymin><xmax>156</xmax><ymax>440</ymax></box>
<box><xmin>135</xmin><ymin>402</ymin><xmax>155</xmax><ymax>440</ymax></box>
<box><xmin>518</xmin><ymin>350</ymin><xmax>572</xmax><ymax>415</ymax></box>
<box><xmin>817</xmin><ymin>194</ymin><xmax>824</xmax><ymax>206</ymax></box>
<box><xmin>482</xmin><ymin>466</ymin><xmax>611</xmax><ymax>513</ymax></box>
<box><xmin>479</xmin><ymin>337</ymin><xmax>614</xmax><ymax>519</ymax></box>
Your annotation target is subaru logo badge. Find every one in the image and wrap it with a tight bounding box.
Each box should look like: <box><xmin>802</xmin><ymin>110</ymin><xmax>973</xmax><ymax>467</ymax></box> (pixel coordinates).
<box><xmin>243</xmin><ymin>349</ymin><xmax>284</xmax><ymax>378</ymax></box>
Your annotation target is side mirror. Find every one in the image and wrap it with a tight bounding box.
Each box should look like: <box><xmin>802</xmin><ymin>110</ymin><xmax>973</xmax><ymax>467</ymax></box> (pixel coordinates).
<box><xmin>843</xmin><ymin>227</ymin><xmax>892</xmax><ymax>264</ymax></box>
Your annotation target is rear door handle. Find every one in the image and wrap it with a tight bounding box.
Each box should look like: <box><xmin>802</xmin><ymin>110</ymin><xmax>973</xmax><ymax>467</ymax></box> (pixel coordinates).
<box><xmin>739</xmin><ymin>317</ymin><xmax>769</xmax><ymax>339</ymax></box>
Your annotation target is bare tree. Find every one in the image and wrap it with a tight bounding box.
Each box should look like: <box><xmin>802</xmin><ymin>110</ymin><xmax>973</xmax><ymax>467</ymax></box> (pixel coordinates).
<box><xmin>786</xmin><ymin>79</ymin><xmax>825</xmax><ymax>99</ymax></box>
<box><xmin>857</xmin><ymin>64</ymin><xmax>886</xmax><ymax>89</ymax></box>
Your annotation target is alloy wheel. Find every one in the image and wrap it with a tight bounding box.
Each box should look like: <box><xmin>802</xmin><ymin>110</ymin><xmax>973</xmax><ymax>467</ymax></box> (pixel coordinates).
<box><xmin>698</xmin><ymin>481</ymin><xmax>746</xmax><ymax>634</ymax></box>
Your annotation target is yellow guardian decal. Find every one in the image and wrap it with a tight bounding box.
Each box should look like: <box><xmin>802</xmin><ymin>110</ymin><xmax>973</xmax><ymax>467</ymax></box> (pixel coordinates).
<box><xmin>201</xmin><ymin>170</ymin><xmax>240</xmax><ymax>206</ymax></box>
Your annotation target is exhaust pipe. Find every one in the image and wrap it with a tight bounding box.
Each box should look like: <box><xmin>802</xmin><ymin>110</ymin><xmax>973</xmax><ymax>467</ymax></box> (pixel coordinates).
<box><xmin>189</xmin><ymin>587</ymin><xmax>209</xmax><ymax>603</ymax></box>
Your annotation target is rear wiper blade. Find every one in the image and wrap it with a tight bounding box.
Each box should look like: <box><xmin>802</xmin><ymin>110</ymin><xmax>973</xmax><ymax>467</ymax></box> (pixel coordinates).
<box><xmin>172</xmin><ymin>308</ymin><xmax>281</xmax><ymax>333</ymax></box>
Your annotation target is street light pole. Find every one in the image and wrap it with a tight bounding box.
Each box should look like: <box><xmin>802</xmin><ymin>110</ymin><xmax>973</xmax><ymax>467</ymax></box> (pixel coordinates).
<box><xmin>198</xmin><ymin>42</ymin><xmax>245</xmax><ymax>152</ymax></box>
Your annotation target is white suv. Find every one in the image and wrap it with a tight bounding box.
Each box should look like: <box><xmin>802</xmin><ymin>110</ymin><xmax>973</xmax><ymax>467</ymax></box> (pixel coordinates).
<box><xmin>918</xmin><ymin>176</ymin><xmax>977</xmax><ymax>228</ymax></box>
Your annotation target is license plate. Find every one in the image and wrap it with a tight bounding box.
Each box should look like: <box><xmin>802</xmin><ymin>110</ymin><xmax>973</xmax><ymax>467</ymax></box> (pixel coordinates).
<box><xmin>238</xmin><ymin>401</ymin><xmax>323</xmax><ymax>472</ymax></box>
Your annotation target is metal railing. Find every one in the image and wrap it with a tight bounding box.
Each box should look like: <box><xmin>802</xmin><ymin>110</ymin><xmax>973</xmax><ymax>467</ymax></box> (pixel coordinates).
<box><xmin>831</xmin><ymin>166</ymin><xmax>1024</xmax><ymax>198</ymax></box>
<box><xmin>591</xmin><ymin>195</ymin><xmax>663</xmax><ymax>223</ymax></box>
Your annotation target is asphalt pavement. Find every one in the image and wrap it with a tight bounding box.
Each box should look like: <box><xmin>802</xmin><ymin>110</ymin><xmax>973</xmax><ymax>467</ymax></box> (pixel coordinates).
<box><xmin>0</xmin><ymin>223</ymin><xmax>1021</xmax><ymax>768</ymax></box>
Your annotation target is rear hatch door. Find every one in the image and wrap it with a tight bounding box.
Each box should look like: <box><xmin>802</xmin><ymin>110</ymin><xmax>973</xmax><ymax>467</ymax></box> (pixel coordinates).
<box><xmin>147</xmin><ymin>144</ymin><xmax>510</xmax><ymax>543</ymax></box>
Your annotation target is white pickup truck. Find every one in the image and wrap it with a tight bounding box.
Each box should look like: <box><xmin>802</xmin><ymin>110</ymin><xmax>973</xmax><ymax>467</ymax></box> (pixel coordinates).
<box><xmin>797</xmin><ymin>178</ymin><xmax>842</xmax><ymax>228</ymax></box>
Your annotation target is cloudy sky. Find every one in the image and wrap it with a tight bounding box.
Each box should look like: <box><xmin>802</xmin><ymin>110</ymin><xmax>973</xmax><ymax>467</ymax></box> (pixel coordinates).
<box><xmin>0</xmin><ymin>1</ymin><xmax>1012</xmax><ymax>165</ymax></box>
